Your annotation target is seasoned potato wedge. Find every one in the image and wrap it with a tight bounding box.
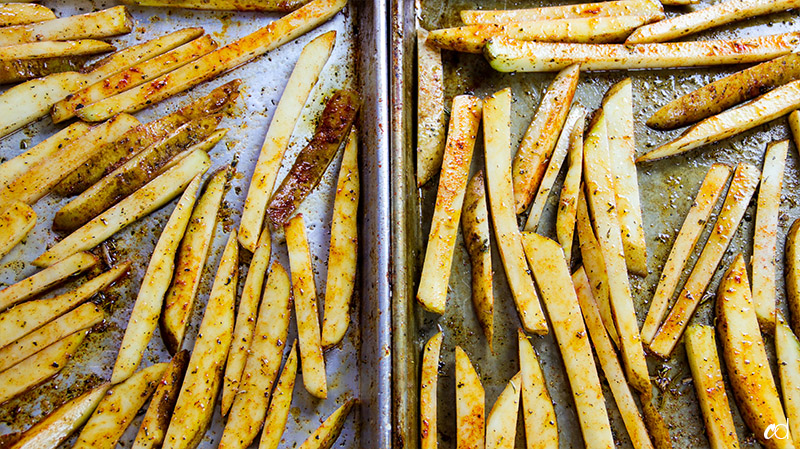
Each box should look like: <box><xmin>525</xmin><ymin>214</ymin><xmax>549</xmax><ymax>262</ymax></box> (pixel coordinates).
<box><xmin>119</xmin><ymin>0</ymin><xmax>309</xmax><ymax>12</ymax></box>
<box><xmin>518</xmin><ymin>329</ymin><xmax>558</xmax><ymax>449</ymax></box>
<box><xmin>790</xmin><ymin>110</ymin><xmax>800</xmax><ymax>147</ymax></box>
<box><xmin>455</xmin><ymin>346</ymin><xmax>485</xmax><ymax>449</ymax></box>
<box><xmin>485</xmin><ymin>372</ymin><xmax>521</xmax><ymax>449</ymax></box>
<box><xmin>258</xmin><ymin>341</ymin><xmax>298</xmax><ymax>449</ymax></box>
<box><xmin>131</xmin><ymin>351</ymin><xmax>189</xmax><ymax>449</ymax></box>
<box><xmin>420</xmin><ymin>331</ymin><xmax>443</xmax><ymax>449</ymax></box>
<box><xmin>554</xmin><ymin>112</ymin><xmax>583</xmax><ymax>266</ymax></box>
<box><xmin>776</xmin><ymin>315</ymin><xmax>800</xmax><ymax>446</ymax></box>
<box><xmin>460</xmin><ymin>0</ymin><xmax>664</xmax><ymax>24</ymax></box>
<box><xmin>298</xmin><ymin>399</ymin><xmax>356</xmax><ymax>449</ymax></box>
<box><xmin>787</xmin><ymin>218</ymin><xmax>800</xmax><ymax>334</ymax></box>
<box><xmin>0</xmin><ymin>6</ymin><xmax>132</xmax><ymax>46</ymax></box>
<box><xmin>0</xmin><ymin>40</ymin><xmax>112</xmax><ymax>60</ymax></box>
<box><xmin>0</xmin><ymin>201</ymin><xmax>35</xmax><ymax>260</ymax></box>
<box><xmin>0</xmin><ymin>55</ymin><xmax>90</xmax><ymax>85</ymax></box>
<box><xmin>0</xmin><ymin>3</ymin><xmax>55</xmax><ymax>27</ymax></box>
<box><xmin>416</xmin><ymin>28</ymin><xmax>447</xmax><ymax>187</ymax></box>
<box><xmin>461</xmin><ymin>171</ymin><xmax>494</xmax><ymax>348</ymax></box>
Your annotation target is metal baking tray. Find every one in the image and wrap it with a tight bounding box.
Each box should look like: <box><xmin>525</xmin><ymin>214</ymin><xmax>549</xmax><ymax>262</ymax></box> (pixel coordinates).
<box><xmin>392</xmin><ymin>1</ymin><xmax>800</xmax><ymax>448</ymax></box>
<box><xmin>0</xmin><ymin>0</ymin><xmax>391</xmax><ymax>447</ymax></box>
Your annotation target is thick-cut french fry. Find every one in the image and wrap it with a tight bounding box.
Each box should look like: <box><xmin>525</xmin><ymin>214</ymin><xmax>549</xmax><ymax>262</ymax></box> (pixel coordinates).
<box><xmin>0</xmin><ymin>3</ymin><xmax>55</xmax><ymax>27</ymax></box>
<box><xmin>297</xmin><ymin>399</ymin><xmax>356</xmax><ymax>449</ymax></box>
<box><xmin>790</xmin><ymin>110</ymin><xmax>800</xmax><ymax>148</ymax></box>
<box><xmin>717</xmin><ymin>255</ymin><xmax>792</xmax><ymax>449</ymax></box>
<box><xmin>582</xmin><ymin>112</ymin><xmax>649</xmax><ymax>393</ymax></box>
<box><xmin>753</xmin><ymin>140</ymin><xmax>788</xmax><ymax>330</ymax></box>
<box><xmin>0</xmin><ymin>6</ymin><xmax>132</xmax><ymax>46</ymax></box>
<box><xmin>111</xmin><ymin>176</ymin><xmax>202</xmax><ymax>384</ymax></box>
<box><xmin>321</xmin><ymin>128</ymin><xmax>359</xmax><ymax>348</ymax></box>
<box><xmin>417</xmin><ymin>28</ymin><xmax>447</xmax><ymax>187</ymax></box>
<box><xmin>649</xmin><ymin>53</ymin><xmax>800</xmax><ymax>130</ymax></box>
<box><xmin>430</xmin><ymin>16</ymin><xmax>647</xmax><ymax>54</ymax></box>
<box><xmin>0</xmin><ymin>263</ymin><xmax>128</xmax><ymax>348</ymax></box>
<box><xmin>218</xmin><ymin>262</ymin><xmax>291</xmax><ymax>449</ymax></box>
<box><xmin>286</xmin><ymin>214</ymin><xmax>327</xmax><ymax>398</ymax></box>
<box><xmin>52</xmin><ymin>34</ymin><xmax>218</xmax><ymax>123</ymax></box>
<box><xmin>483</xmin><ymin>88</ymin><xmax>547</xmax><ymax>334</ymax></box>
<box><xmin>455</xmin><ymin>346</ymin><xmax>484</xmax><ymax>449</ymax></box>
<box><xmin>258</xmin><ymin>341</ymin><xmax>297</xmax><ymax>449</ymax></box>
<box><xmin>573</xmin><ymin>267</ymin><xmax>654</xmax><ymax>449</ymax></box>
<box><xmin>461</xmin><ymin>171</ymin><xmax>494</xmax><ymax>348</ymax></box>
<box><xmin>513</xmin><ymin>64</ymin><xmax>578</xmax><ymax>213</ymax></box>
<box><xmin>73</xmin><ymin>363</ymin><xmax>168</xmax><ymax>449</ymax></box>
<box><xmin>162</xmin><ymin>231</ymin><xmax>237</xmax><ymax>449</ymax></box>
<box><xmin>639</xmin><ymin>399</ymin><xmax>673</xmax><ymax>449</ymax></box>
<box><xmin>777</xmin><ymin>314</ymin><xmax>800</xmax><ymax>446</ymax></box>
<box><xmin>0</xmin><ymin>113</ymin><xmax>140</xmax><ymax>211</ymax></box>
<box><xmin>237</xmin><ymin>30</ymin><xmax>333</xmax><ymax>252</ymax></box>
<box><xmin>521</xmin><ymin>233</ymin><xmax>614</xmax><ymax>449</ymax></box>
<box><xmin>0</xmin><ymin>330</ymin><xmax>86</xmax><ymax>404</ymax></box>
<box><xmin>518</xmin><ymin>329</ymin><xmax>558</xmax><ymax>449</ymax></box>
<box><xmin>684</xmin><ymin>324</ymin><xmax>740</xmax><ymax>449</ymax></box>
<box><xmin>554</xmin><ymin>116</ymin><xmax>583</xmax><ymax>266</ymax></box>
<box><xmin>649</xmin><ymin>163</ymin><xmax>759</xmax><ymax>358</ymax></box>
<box><xmin>33</xmin><ymin>150</ymin><xmax>211</xmax><ymax>267</ymax></box>
<box><xmin>76</xmin><ymin>0</ymin><xmax>347</xmax><ymax>122</ymax></box>
<box><xmin>485</xmin><ymin>33</ymin><xmax>800</xmax><ymax>72</ymax></box>
<box><xmin>119</xmin><ymin>0</ymin><xmax>309</xmax><ymax>12</ymax></box>
<box><xmin>0</xmin><ymin>201</ymin><xmax>35</xmax><ymax>260</ymax></box>
<box><xmin>0</xmin><ymin>40</ymin><xmax>112</xmax><ymax>60</ymax></box>
<box><xmin>460</xmin><ymin>0</ymin><xmax>665</xmax><ymax>24</ymax></box>
<box><xmin>485</xmin><ymin>372</ymin><xmax>521</xmax><ymax>449</ymax></box>
<box><xmin>603</xmin><ymin>79</ymin><xmax>647</xmax><ymax>276</ymax></box>
<box><xmin>639</xmin><ymin>80</ymin><xmax>800</xmax><ymax>162</ymax></box>
<box><xmin>640</xmin><ymin>163</ymin><xmax>731</xmax><ymax>344</ymax></box>
<box><xmin>417</xmin><ymin>95</ymin><xmax>482</xmax><ymax>315</ymax></box>
<box><xmin>8</xmin><ymin>383</ymin><xmax>110</xmax><ymax>449</ymax></box>
<box><xmin>787</xmin><ymin>218</ymin><xmax>800</xmax><ymax>334</ymax></box>
<box><xmin>421</xmin><ymin>331</ymin><xmax>442</xmax><ymax>449</ymax></box>
<box><xmin>0</xmin><ymin>302</ymin><xmax>102</xmax><ymax>372</ymax></box>
<box><xmin>131</xmin><ymin>351</ymin><xmax>189</xmax><ymax>449</ymax></box>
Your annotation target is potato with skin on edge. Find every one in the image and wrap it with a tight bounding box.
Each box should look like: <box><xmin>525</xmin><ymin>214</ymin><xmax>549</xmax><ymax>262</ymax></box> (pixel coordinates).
<box><xmin>455</xmin><ymin>346</ymin><xmax>484</xmax><ymax>449</ymax></box>
<box><xmin>786</xmin><ymin>217</ymin><xmax>800</xmax><ymax>334</ymax></box>
<box><xmin>132</xmin><ymin>351</ymin><xmax>189</xmax><ymax>449</ymax></box>
<box><xmin>554</xmin><ymin>113</ymin><xmax>583</xmax><ymax>266</ymax></box>
<box><xmin>518</xmin><ymin>329</ymin><xmax>558</xmax><ymax>449</ymax></box>
<box><xmin>461</xmin><ymin>171</ymin><xmax>494</xmax><ymax>348</ymax></box>
<box><xmin>417</xmin><ymin>28</ymin><xmax>447</xmax><ymax>187</ymax></box>
<box><xmin>420</xmin><ymin>331</ymin><xmax>442</xmax><ymax>449</ymax></box>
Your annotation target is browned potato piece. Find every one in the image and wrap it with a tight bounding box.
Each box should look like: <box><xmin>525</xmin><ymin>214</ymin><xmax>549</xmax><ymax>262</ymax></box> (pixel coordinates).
<box><xmin>461</xmin><ymin>171</ymin><xmax>494</xmax><ymax>348</ymax></box>
<box><xmin>131</xmin><ymin>351</ymin><xmax>189</xmax><ymax>449</ymax></box>
<box><xmin>416</xmin><ymin>28</ymin><xmax>447</xmax><ymax>187</ymax></box>
<box><xmin>786</xmin><ymin>218</ymin><xmax>800</xmax><ymax>334</ymax></box>
<box><xmin>297</xmin><ymin>399</ymin><xmax>356</xmax><ymax>449</ymax></box>
<box><xmin>119</xmin><ymin>0</ymin><xmax>309</xmax><ymax>12</ymax></box>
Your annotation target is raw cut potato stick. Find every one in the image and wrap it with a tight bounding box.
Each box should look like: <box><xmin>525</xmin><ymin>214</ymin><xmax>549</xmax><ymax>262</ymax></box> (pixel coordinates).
<box><xmin>752</xmin><ymin>140</ymin><xmax>788</xmax><ymax>330</ymax></box>
<box><xmin>649</xmin><ymin>163</ymin><xmax>759</xmax><ymax>358</ymax></box>
<box><xmin>485</xmin><ymin>372</ymin><xmax>521</xmax><ymax>449</ymax></box>
<box><xmin>603</xmin><ymin>79</ymin><xmax>647</xmax><ymax>276</ymax></box>
<box><xmin>0</xmin><ymin>252</ymin><xmax>98</xmax><ymax>312</ymax></box>
<box><xmin>521</xmin><ymin>233</ymin><xmax>614</xmax><ymax>449</ymax></box>
<box><xmin>417</xmin><ymin>95</ymin><xmax>482</xmax><ymax>315</ymax></box>
<box><xmin>639</xmin><ymin>80</ymin><xmax>800</xmax><ymax>162</ymax></box>
<box><xmin>0</xmin><ymin>55</ymin><xmax>91</xmax><ymax>85</ymax></box>
<box><xmin>111</xmin><ymin>175</ymin><xmax>202</xmax><ymax>384</ymax></box>
<box><xmin>455</xmin><ymin>346</ymin><xmax>485</xmax><ymax>449</ymax></box>
<box><xmin>0</xmin><ymin>202</ymin><xmax>35</xmax><ymax>260</ymax></box>
<box><xmin>524</xmin><ymin>105</ymin><xmax>585</xmax><ymax>232</ymax></box>
<box><xmin>640</xmin><ymin>163</ymin><xmax>731</xmax><ymax>344</ymax></box>
<box><xmin>321</xmin><ymin>129</ymin><xmax>359</xmax><ymax>348</ymax></box>
<box><xmin>32</xmin><ymin>150</ymin><xmax>211</xmax><ymax>267</ymax></box>
<box><xmin>0</xmin><ymin>3</ymin><xmax>55</xmax><ymax>27</ymax></box>
<box><xmin>0</xmin><ymin>6</ymin><xmax>132</xmax><ymax>46</ymax></box>
<box><xmin>518</xmin><ymin>329</ymin><xmax>558</xmax><ymax>449</ymax></box>
<box><xmin>513</xmin><ymin>64</ymin><xmax>579</xmax><ymax>213</ymax></box>
<box><xmin>787</xmin><ymin>218</ymin><xmax>800</xmax><ymax>334</ymax></box>
<box><xmin>258</xmin><ymin>341</ymin><xmax>298</xmax><ymax>449</ymax></box>
<box><xmin>554</xmin><ymin>114</ymin><xmax>583</xmax><ymax>266</ymax></box>
<box><xmin>483</xmin><ymin>88</ymin><xmax>547</xmax><ymax>334</ymax></box>
<box><xmin>75</xmin><ymin>0</ymin><xmax>347</xmax><ymax>122</ymax></box>
<box><xmin>297</xmin><ymin>398</ymin><xmax>356</xmax><ymax>449</ymax></box>
<box><xmin>639</xmin><ymin>399</ymin><xmax>673</xmax><ymax>449</ymax></box>
<box><xmin>0</xmin><ymin>40</ymin><xmax>113</xmax><ymax>60</ymax></box>
<box><xmin>460</xmin><ymin>0</ymin><xmax>665</xmax><ymax>24</ymax></box>
<box><xmin>420</xmin><ymin>331</ymin><xmax>442</xmax><ymax>449</ymax></box>
<box><xmin>582</xmin><ymin>112</ymin><xmax>649</xmax><ymax>393</ymax></box>
<box><xmin>776</xmin><ymin>314</ymin><xmax>800</xmax><ymax>446</ymax></box>
<box><xmin>285</xmin><ymin>214</ymin><xmax>327</xmax><ymax>398</ymax></box>
<box><xmin>485</xmin><ymin>32</ymin><xmax>800</xmax><ymax>72</ymax></box>
<box><xmin>119</xmin><ymin>0</ymin><xmax>310</xmax><ymax>12</ymax></box>
<box><xmin>416</xmin><ymin>28</ymin><xmax>447</xmax><ymax>187</ymax></box>
<box><xmin>791</xmin><ymin>110</ymin><xmax>800</xmax><ymax>148</ymax></box>
<box><xmin>461</xmin><ymin>171</ymin><xmax>494</xmax><ymax>348</ymax></box>
<box><xmin>131</xmin><ymin>351</ymin><xmax>189</xmax><ymax>449</ymax></box>
<box><xmin>573</xmin><ymin>267</ymin><xmax>654</xmax><ymax>449</ymax></box>
<box><xmin>685</xmin><ymin>324</ymin><xmax>741</xmax><ymax>449</ymax></box>
<box><xmin>238</xmin><ymin>30</ymin><xmax>334</xmax><ymax>252</ymax></box>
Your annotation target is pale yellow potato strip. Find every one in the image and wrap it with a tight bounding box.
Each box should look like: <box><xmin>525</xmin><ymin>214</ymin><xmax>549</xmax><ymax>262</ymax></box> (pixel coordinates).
<box><xmin>0</xmin><ymin>252</ymin><xmax>98</xmax><ymax>312</ymax></box>
<box><xmin>238</xmin><ymin>29</ymin><xmax>335</xmax><ymax>252</ymax></box>
<box><xmin>0</xmin><ymin>3</ymin><xmax>55</xmax><ymax>27</ymax></box>
<box><xmin>518</xmin><ymin>329</ymin><xmax>558</xmax><ymax>449</ymax></box>
<box><xmin>455</xmin><ymin>346</ymin><xmax>485</xmax><ymax>449</ymax></box>
<box><xmin>417</xmin><ymin>95</ymin><xmax>482</xmax><ymax>315</ymax></box>
<box><xmin>258</xmin><ymin>341</ymin><xmax>297</xmax><ymax>449</ymax></box>
<box><xmin>297</xmin><ymin>399</ymin><xmax>356</xmax><ymax>449</ymax></box>
<box><xmin>485</xmin><ymin>372</ymin><xmax>521</xmax><ymax>449</ymax></box>
<box><xmin>640</xmin><ymin>163</ymin><xmax>731</xmax><ymax>344</ymax></box>
<box><xmin>777</xmin><ymin>315</ymin><xmax>800</xmax><ymax>446</ymax></box>
<box><xmin>460</xmin><ymin>0</ymin><xmax>665</xmax><ymax>24</ymax></box>
<box><xmin>0</xmin><ymin>201</ymin><xmax>35</xmax><ymax>260</ymax></box>
<box><xmin>417</xmin><ymin>28</ymin><xmax>447</xmax><ymax>187</ymax></box>
<box><xmin>555</xmin><ymin>118</ymin><xmax>583</xmax><ymax>266</ymax></box>
<box><xmin>0</xmin><ymin>40</ymin><xmax>113</xmax><ymax>60</ymax></box>
<box><xmin>420</xmin><ymin>331</ymin><xmax>442</xmax><ymax>449</ymax></box>
<box><xmin>0</xmin><ymin>6</ymin><xmax>132</xmax><ymax>46</ymax></box>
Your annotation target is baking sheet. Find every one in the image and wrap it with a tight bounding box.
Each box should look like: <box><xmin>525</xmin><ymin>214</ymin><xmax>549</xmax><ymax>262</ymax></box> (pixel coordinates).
<box><xmin>0</xmin><ymin>1</ymin><xmax>391</xmax><ymax>447</ymax></box>
<box><xmin>392</xmin><ymin>1</ymin><xmax>800</xmax><ymax>448</ymax></box>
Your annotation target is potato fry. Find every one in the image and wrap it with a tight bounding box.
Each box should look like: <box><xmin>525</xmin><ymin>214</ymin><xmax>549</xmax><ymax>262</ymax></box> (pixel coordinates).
<box><xmin>582</xmin><ymin>112</ymin><xmax>649</xmax><ymax>393</ymax></box>
<box><xmin>111</xmin><ymin>175</ymin><xmax>202</xmax><ymax>384</ymax></box>
<box><xmin>258</xmin><ymin>341</ymin><xmax>297</xmax><ymax>449</ymax></box>
<box><xmin>0</xmin><ymin>3</ymin><xmax>55</xmax><ymax>27</ymax></box>
<box><xmin>649</xmin><ymin>163</ymin><xmax>759</xmax><ymax>358</ymax></box>
<box><xmin>0</xmin><ymin>6</ymin><xmax>132</xmax><ymax>46</ymax></box>
<box><xmin>0</xmin><ymin>40</ymin><xmax>113</xmax><ymax>60</ymax></box>
<box><xmin>460</xmin><ymin>0</ymin><xmax>665</xmax><ymax>24</ymax></box>
<box><xmin>521</xmin><ymin>233</ymin><xmax>614</xmax><ymax>449</ymax></box>
<box><xmin>162</xmin><ymin>231</ymin><xmax>237</xmax><ymax>449</ymax></box>
<box><xmin>790</xmin><ymin>110</ymin><xmax>800</xmax><ymax>148</ymax></box>
<box><xmin>0</xmin><ymin>201</ymin><xmax>35</xmax><ymax>260</ymax></box>
<box><xmin>482</xmin><ymin>88</ymin><xmax>547</xmax><ymax>334</ymax></box>
<box><xmin>420</xmin><ymin>331</ymin><xmax>442</xmax><ymax>449</ymax></box>
<box><xmin>321</xmin><ymin>128</ymin><xmax>359</xmax><ymax>348</ymax></box>
<box><xmin>717</xmin><ymin>255</ymin><xmax>792</xmax><ymax>449</ymax></box>
<box><xmin>417</xmin><ymin>95</ymin><xmax>482</xmax><ymax>315</ymax></box>
<box><xmin>485</xmin><ymin>372</ymin><xmax>521</xmax><ymax>449</ymax></box>
<box><xmin>461</xmin><ymin>171</ymin><xmax>494</xmax><ymax>348</ymax></box>
<box><xmin>119</xmin><ymin>0</ymin><xmax>309</xmax><ymax>12</ymax></box>
<box><xmin>219</xmin><ymin>262</ymin><xmax>291</xmax><ymax>449</ymax></box>
<box><xmin>298</xmin><ymin>399</ymin><xmax>356</xmax><ymax>449</ymax></box>
<box><xmin>518</xmin><ymin>329</ymin><xmax>558</xmax><ymax>449</ymax></box>
<box><xmin>417</xmin><ymin>28</ymin><xmax>447</xmax><ymax>187</ymax></box>
<box><xmin>0</xmin><ymin>55</ymin><xmax>91</xmax><ymax>85</ymax></box>
<box><xmin>640</xmin><ymin>397</ymin><xmax>673</xmax><ymax>449</ymax></box>
<box><xmin>513</xmin><ymin>64</ymin><xmax>579</xmax><ymax>213</ymax></box>
<box><xmin>776</xmin><ymin>314</ymin><xmax>800</xmax><ymax>446</ymax></box>
<box><xmin>238</xmin><ymin>30</ymin><xmax>334</xmax><ymax>252</ymax></box>
<box><xmin>554</xmin><ymin>114</ymin><xmax>583</xmax><ymax>266</ymax></box>
<box><xmin>0</xmin><ymin>330</ymin><xmax>86</xmax><ymax>404</ymax></box>
<box><xmin>455</xmin><ymin>346</ymin><xmax>484</xmax><ymax>449</ymax></box>
<box><xmin>0</xmin><ymin>263</ymin><xmax>128</xmax><ymax>349</ymax></box>
<box><xmin>485</xmin><ymin>33</ymin><xmax>800</xmax><ymax>72</ymax></box>
<box><xmin>752</xmin><ymin>140</ymin><xmax>788</xmax><ymax>330</ymax></box>
<box><xmin>640</xmin><ymin>163</ymin><xmax>731</xmax><ymax>344</ymax></box>
<box><xmin>787</xmin><ymin>218</ymin><xmax>800</xmax><ymax>334</ymax></box>
<box><xmin>8</xmin><ymin>383</ymin><xmax>110</xmax><ymax>449</ymax></box>
<box><xmin>33</xmin><ymin>150</ymin><xmax>211</xmax><ymax>267</ymax></box>
<box><xmin>684</xmin><ymin>324</ymin><xmax>740</xmax><ymax>449</ymax></box>
<box><xmin>131</xmin><ymin>351</ymin><xmax>189</xmax><ymax>449</ymax></box>
<box><xmin>75</xmin><ymin>0</ymin><xmax>347</xmax><ymax>122</ymax></box>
